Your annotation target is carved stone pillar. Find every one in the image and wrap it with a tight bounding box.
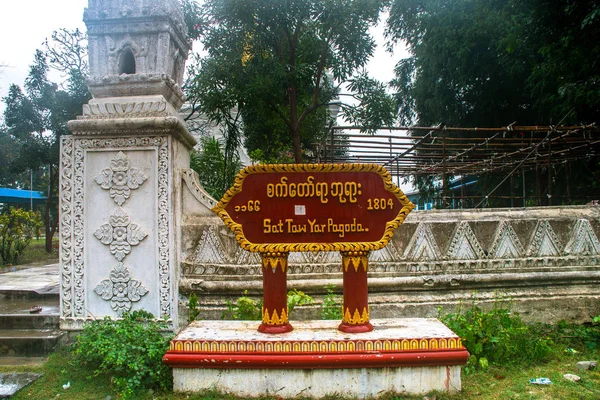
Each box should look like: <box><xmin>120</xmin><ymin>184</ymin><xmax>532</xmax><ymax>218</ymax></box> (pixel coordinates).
<box><xmin>59</xmin><ymin>0</ymin><xmax>193</xmax><ymax>330</ymax></box>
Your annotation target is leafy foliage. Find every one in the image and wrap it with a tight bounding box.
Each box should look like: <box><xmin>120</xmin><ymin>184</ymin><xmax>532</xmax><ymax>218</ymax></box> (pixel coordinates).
<box><xmin>0</xmin><ymin>207</ymin><xmax>43</xmax><ymax>265</ymax></box>
<box><xmin>2</xmin><ymin>29</ymin><xmax>90</xmax><ymax>251</ymax></box>
<box><xmin>387</xmin><ymin>0</ymin><xmax>600</xmax><ymax>126</ymax></box>
<box><xmin>187</xmin><ymin>292</ymin><xmax>200</xmax><ymax>323</ymax></box>
<box><xmin>221</xmin><ymin>290</ymin><xmax>314</xmax><ymax>321</ymax></box>
<box><xmin>184</xmin><ymin>0</ymin><xmax>395</xmax><ymax>163</ymax></box>
<box><xmin>287</xmin><ymin>289</ymin><xmax>314</xmax><ymax>314</ymax></box>
<box><xmin>71</xmin><ymin>310</ymin><xmax>173</xmax><ymax>399</ymax></box>
<box><xmin>386</xmin><ymin>0</ymin><xmax>600</xmax><ymax>205</ymax></box>
<box><xmin>440</xmin><ymin>300</ymin><xmax>552</xmax><ymax>372</ymax></box>
<box><xmin>548</xmin><ymin>318</ymin><xmax>600</xmax><ymax>353</ymax></box>
<box><xmin>222</xmin><ymin>291</ymin><xmax>263</xmax><ymax>321</ymax></box>
<box><xmin>190</xmin><ymin>136</ymin><xmax>242</xmax><ymax>200</ymax></box>
<box><xmin>321</xmin><ymin>284</ymin><xmax>343</xmax><ymax>320</ymax></box>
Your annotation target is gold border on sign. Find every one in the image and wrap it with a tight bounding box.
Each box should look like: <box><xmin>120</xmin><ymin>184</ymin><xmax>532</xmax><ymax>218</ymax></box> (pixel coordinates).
<box><xmin>211</xmin><ymin>163</ymin><xmax>415</xmax><ymax>253</ymax></box>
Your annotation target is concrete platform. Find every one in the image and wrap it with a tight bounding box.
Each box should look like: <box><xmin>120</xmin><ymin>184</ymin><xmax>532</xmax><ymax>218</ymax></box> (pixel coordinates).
<box><xmin>164</xmin><ymin>318</ymin><xmax>469</xmax><ymax>398</ymax></box>
<box><xmin>0</xmin><ymin>263</ymin><xmax>59</xmax><ymax>298</ymax></box>
<box><xmin>0</xmin><ymin>372</ymin><xmax>42</xmax><ymax>397</ymax></box>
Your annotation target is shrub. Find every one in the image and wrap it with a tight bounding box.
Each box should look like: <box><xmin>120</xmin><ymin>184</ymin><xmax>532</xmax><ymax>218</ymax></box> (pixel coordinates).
<box><xmin>287</xmin><ymin>289</ymin><xmax>314</xmax><ymax>314</ymax></box>
<box><xmin>440</xmin><ymin>299</ymin><xmax>553</xmax><ymax>371</ymax></box>
<box><xmin>549</xmin><ymin>316</ymin><xmax>600</xmax><ymax>352</ymax></box>
<box><xmin>222</xmin><ymin>291</ymin><xmax>263</xmax><ymax>320</ymax></box>
<box><xmin>187</xmin><ymin>292</ymin><xmax>200</xmax><ymax>323</ymax></box>
<box><xmin>222</xmin><ymin>290</ymin><xmax>314</xmax><ymax>321</ymax></box>
<box><xmin>0</xmin><ymin>207</ymin><xmax>43</xmax><ymax>265</ymax></box>
<box><xmin>321</xmin><ymin>285</ymin><xmax>343</xmax><ymax>320</ymax></box>
<box><xmin>72</xmin><ymin>310</ymin><xmax>173</xmax><ymax>399</ymax></box>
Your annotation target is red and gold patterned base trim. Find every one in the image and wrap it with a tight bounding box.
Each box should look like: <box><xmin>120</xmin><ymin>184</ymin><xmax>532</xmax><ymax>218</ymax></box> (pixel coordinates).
<box><xmin>169</xmin><ymin>336</ymin><xmax>463</xmax><ymax>354</ymax></box>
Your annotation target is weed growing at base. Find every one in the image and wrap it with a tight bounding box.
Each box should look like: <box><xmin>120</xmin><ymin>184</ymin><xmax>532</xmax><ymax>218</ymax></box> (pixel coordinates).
<box><xmin>439</xmin><ymin>298</ymin><xmax>553</xmax><ymax>372</ymax></box>
<box><xmin>71</xmin><ymin>310</ymin><xmax>173</xmax><ymax>399</ymax></box>
<box><xmin>321</xmin><ymin>284</ymin><xmax>343</xmax><ymax>320</ymax></box>
<box><xmin>221</xmin><ymin>289</ymin><xmax>314</xmax><ymax>320</ymax></box>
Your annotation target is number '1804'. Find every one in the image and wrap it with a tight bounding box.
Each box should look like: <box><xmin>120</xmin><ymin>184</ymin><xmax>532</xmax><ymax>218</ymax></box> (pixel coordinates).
<box><xmin>366</xmin><ymin>198</ymin><xmax>394</xmax><ymax>210</ymax></box>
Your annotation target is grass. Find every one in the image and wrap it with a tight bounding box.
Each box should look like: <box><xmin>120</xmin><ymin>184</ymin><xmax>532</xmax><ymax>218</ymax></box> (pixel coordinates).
<box><xmin>4</xmin><ymin>336</ymin><xmax>599</xmax><ymax>400</ymax></box>
<box><xmin>1</xmin><ymin>237</ymin><xmax>59</xmax><ymax>269</ymax></box>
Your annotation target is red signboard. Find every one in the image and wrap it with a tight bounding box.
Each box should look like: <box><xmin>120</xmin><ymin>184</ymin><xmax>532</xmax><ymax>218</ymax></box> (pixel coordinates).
<box><xmin>212</xmin><ymin>164</ymin><xmax>414</xmax><ymax>253</ymax></box>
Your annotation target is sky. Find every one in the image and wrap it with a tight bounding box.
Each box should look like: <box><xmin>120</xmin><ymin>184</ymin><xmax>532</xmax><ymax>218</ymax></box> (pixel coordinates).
<box><xmin>0</xmin><ymin>1</ymin><xmax>408</xmax><ymax>112</ymax></box>
<box><xmin>0</xmin><ymin>1</ymin><xmax>88</xmax><ymax>103</ymax></box>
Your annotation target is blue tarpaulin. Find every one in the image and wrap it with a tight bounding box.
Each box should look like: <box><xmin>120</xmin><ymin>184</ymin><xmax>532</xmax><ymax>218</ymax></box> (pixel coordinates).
<box><xmin>0</xmin><ymin>188</ymin><xmax>47</xmax><ymax>205</ymax></box>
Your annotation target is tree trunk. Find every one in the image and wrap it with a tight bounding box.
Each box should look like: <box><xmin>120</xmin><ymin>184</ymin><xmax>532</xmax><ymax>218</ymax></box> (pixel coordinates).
<box><xmin>45</xmin><ymin>164</ymin><xmax>56</xmax><ymax>253</ymax></box>
<box><xmin>292</xmin><ymin>125</ymin><xmax>302</xmax><ymax>163</ymax></box>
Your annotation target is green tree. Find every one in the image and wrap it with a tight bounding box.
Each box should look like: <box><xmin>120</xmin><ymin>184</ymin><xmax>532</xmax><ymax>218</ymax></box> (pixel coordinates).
<box><xmin>386</xmin><ymin>0</ymin><xmax>600</xmax><ymax>205</ymax></box>
<box><xmin>190</xmin><ymin>136</ymin><xmax>243</xmax><ymax>200</ymax></box>
<box><xmin>184</xmin><ymin>0</ymin><xmax>396</xmax><ymax>163</ymax></box>
<box><xmin>2</xmin><ymin>29</ymin><xmax>90</xmax><ymax>251</ymax></box>
<box><xmin>387</xmin><ymin>0</ymin><xmax>599</xmax><ymax>126</ymax></box>
<box><xmin>0</xmin><ymin>207</ymin><xmax>43</xmax><ymax>265</ymax></box>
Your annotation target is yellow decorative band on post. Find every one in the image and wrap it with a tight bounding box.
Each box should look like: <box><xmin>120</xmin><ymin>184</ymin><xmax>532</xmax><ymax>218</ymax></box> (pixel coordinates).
<box><xmin>341</xmin><ymin>251</ymin><xmax>369</xmax><ymax>272</ymax></box>
<box><xmin>261</xmin><ymin>252</ymin><xmax>288</xmax><ymax>272</ymax></box>
<box><xmin>262</xmin><ymin>307</ymin><xmax>289</xmax><ymax>325</ymax></box>
<box><xmin>343</xmin><ymin>307</ymin><xmax>369</xmax><ymax>325</ymax></box>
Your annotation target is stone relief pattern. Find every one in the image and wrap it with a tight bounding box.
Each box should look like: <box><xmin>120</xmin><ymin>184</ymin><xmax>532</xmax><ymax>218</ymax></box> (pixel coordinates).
<box><xmin>489</xmin><ymin>221</ymin><xmax>525</xmax><ymax>259</ymax></box>
<box><xmin>528</xmin><ymin>220</ymin><xmax>562</xmax><ymax>257</ymax></box>
<box><xmin>83</xmin><ymin>101</ymin><xmax>170</xmax><ymax>119</ymax></box>
<box><xmin>183</xmin><ymin>218</ymin><xmax>600</xmax><ymax>277</ymax></box>
<box><xmin>404</xmin><ymin>223</ymin><xmax>442</xmax><ymax>261</ymax></box>
<box><xmin>94</xmin><ymin>262</ymin><xmax>149</xmax><ymax>315</ymax></box>
<box><xmin>94</xmin><ymin>209</ymin><xmax>148</xmax><ymax>262</ymax></box>
<box><xmin>565</xmin><ymin>219</ymin><xmax>600</xmax><ymax>255</ymax></box>
<box><xmin>94</xmin><ymin>151</ymin><xmax>148</xmax><ymax>205</ymax></box>
<box><xmin>192</xmin><ymin>226</ymin><xmax>231</xmax><ymax>264</ymax></box>
<box><xmin>370</xmin><ymin>244</ymin><xmax>401</xmax><ymax>263</ymax></box>
<box><xmin>63</xmin><ymin>136</ymin><xmax>170</xmax><ymax>320</ymax></box>
<box><xmin>446</xmin><ymin>222</ymin><xmax>486</xmax><ymax>260</ymax></box>
<box><xmin>182</xmin><ymin>169</ymin><xmax>217</xmax><ymax>210</ymax></box>
<box><xmin>73</xmin><ymin>145</ymin><xmax>86</xmax><ymax>317</ymax></box>
<box><xmin>157</xmin><ymin>138</ymin><xmax>171</xmax><ymax>318</ymax></box>
<box><xmin>60</xmin><ymin>137</ymin><xmax>74</xmax><ymax>318</ymax></box>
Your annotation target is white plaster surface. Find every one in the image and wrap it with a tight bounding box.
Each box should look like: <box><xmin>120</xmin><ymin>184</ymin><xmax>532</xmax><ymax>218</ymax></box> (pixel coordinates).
<box><xmin>173</xmin><ymin>365</ymin><xmax>461</xmax><ymax>397</ymax></box>
<box><xmin>174</xmin><ymin>318</ymin><xmax>459</xmax><ymax>342</ymax></box>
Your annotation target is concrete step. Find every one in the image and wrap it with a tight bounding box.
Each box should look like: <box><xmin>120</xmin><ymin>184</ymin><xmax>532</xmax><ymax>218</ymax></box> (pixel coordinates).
<box><xmin>0</xmin><ymin>357</ymin><xmax>46</xmax><ymax>367</ymax></box>
<box><xmin>0</xmin><ymin>297</ymin><xmax>59</xmax><ymax>314</ymax></box>
<box><xmin>0</xmin><ymin>329</ymin><xmax>66</xmax><ymax>357</ymax></box>
<box><xmin>0</xmin><ymin>314</ymin><xmax>59</xmax><ymax>330</ymax></box>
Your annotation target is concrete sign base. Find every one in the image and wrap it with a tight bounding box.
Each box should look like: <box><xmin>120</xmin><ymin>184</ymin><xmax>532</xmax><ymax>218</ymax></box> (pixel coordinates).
<box><xmin>164</xmin><ymin>318</ymin><xmax>468</xmax><ymax>398</ymax></box>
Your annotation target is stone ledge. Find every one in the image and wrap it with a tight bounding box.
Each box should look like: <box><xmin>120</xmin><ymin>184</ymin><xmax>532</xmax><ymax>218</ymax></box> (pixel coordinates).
<box><xmin>67</xmin><ymin>115</ymin><xmax>196</xmax><ymax>149</ymax></box>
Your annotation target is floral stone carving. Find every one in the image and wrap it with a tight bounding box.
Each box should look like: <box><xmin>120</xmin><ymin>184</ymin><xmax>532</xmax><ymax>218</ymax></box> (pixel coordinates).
<box><xmin>94</xmin><ymin>262</ymin><xmax>149</xmax><ymax>315</ymax></box>
<box><xmin>94</xmin><ymin>209</ymin><xmax>148</xmax><ymax>261</ymax></box>
<box><xmin>94</xmin><ymin>151</ymin><xmax>148</xmax><ymax>206</ymax></box>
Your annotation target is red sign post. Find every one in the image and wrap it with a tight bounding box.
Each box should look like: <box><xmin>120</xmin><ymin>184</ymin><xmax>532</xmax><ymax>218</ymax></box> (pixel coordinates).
<box><xmin>213</xmin><ymin>164</ymin><xmax>414</xmax><ymax>333</ymax></box>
